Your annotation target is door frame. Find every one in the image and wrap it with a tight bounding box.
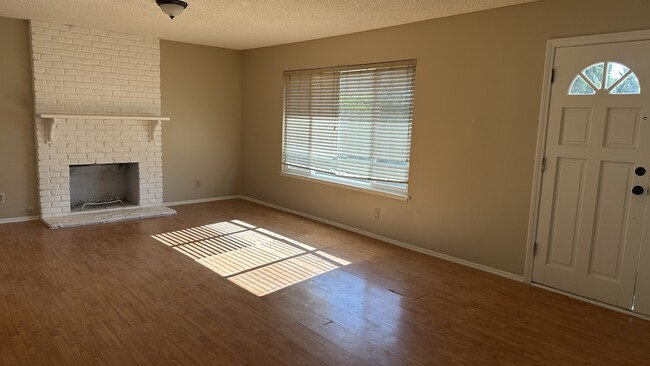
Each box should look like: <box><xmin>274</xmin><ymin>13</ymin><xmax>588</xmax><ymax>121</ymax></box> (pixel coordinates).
<box><xmin>525</xmin><ymin>29</ymin><xmax>650</xmax><ymax>284</ymax></box>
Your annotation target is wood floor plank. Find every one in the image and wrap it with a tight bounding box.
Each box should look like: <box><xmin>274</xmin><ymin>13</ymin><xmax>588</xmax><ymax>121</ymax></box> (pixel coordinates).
<box><xmin>0</xmin><ymin>198</ymin><xmax>649</xmax><ymax>365</ymax></box>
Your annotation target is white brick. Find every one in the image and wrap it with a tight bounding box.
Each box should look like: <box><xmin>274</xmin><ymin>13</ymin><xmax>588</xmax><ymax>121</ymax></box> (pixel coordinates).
<box><xmin>41</xmin><ymin>207</ymin><xmax>62</xmax><ymax>215</ymax></box>
<box><xmin>74</xmin><ymin>50</ymin><xmax>94</xmax><ymax>59</ymax></box>
<box><xmin>55</xmin><ymin>86</ymin><xmax>76</xmax><ymax>93</ymax></box>
<box><xmin>53</xmin><ymin>48</ymin><xmax>74</xmax><ymax>56</ymax></box>
<box><xmin>32</xmin><ymin>34</ymin><xmax>52</xmax><ymax>41</ymax></box>
<box><xmin>33</xmin><ymin>60</ymin><xmax>52</xmax><ymax>68</ymax></box>
<box><xmin>95</xmin><ymin>136</ymin><xmax>113</xmax><ymax>142</ymax></box>
<box><xmin>43</xmin><ymin>28</ymin><xmax>60</xmax><ymax>37</ymax></box>
<box><xmin>93</xmin><ymin>41</ymin><xmax>111</xmax><ymax>49</ymax></box>
<box><xmin>54</xmin><ymin>74</ymin><xmax>75</xmax><ymax>81</ymax></box>
<box><xmin>33</xmin><ymin>46</ymin><xmax>53</xmax><ymax>55</ymax></box>
<box><xmin>60</xmin><ymin>31</ymin><xmax>80</xmax><ymax>39</ymax></box>
<box><xmin>76</xmin><ymin>136</ymin><xmax>96</xmax><ymax>142</ymax></box>
<box><xmin>45</xmin><ymin>67</ymin><xmax>64</xmax><ymax>75</ymax></box>
<box><xmin>42</xmin><ymin>195</ymin><xmax>62</xmax><ymax>203</ymax></box>
<box><xmin>79</xmin><ymin>33</ymin><xmax>99</xmax><ymax>41</ymax></box>
<box><xmin>61</xmin><ymin>55</ymin><xmax>81</xmax><ymax>63</ymax></box>
<box><xmin>105</xmin><ymin>152</ymin><xmax>124</xmax><ymax>159</ymax></box>
<box><xmin>30</xmin><ymin>24</ymin><xmax>45</xmax><ymax>33</ymax></box>
<box><xmin>39</xmin><ymin>171</ymin><xmax>61</xmax><ymax>179</ymax></box>
<box><xmin>61</xmin><ymin>43</ymin><xmax>82</xmax><ymax>51</ymax></box>
<box><xmin>52</xmin><ymin>36</ymin><xmax>73</xmax><ymax>44</ymax></box>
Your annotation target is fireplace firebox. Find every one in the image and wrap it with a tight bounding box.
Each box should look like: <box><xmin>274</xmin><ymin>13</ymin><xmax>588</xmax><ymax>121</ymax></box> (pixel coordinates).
<box><xmin>69</xmin><ymin>163</ymin><xmax>140</xmax><ymax>212</ymax></box>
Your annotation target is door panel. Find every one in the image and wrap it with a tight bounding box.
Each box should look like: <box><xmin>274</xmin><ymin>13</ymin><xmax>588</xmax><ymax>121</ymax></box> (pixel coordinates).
<box><xmin>547</xmin><ymin>158</ymin><xmax>585</xmax><ymax>269</ymax></box>
<box><xmin>533</xmin><ymin>40</ymin><xmax>650</xmax><ymax>315</ymax></box>
<box><xmin>603</xmin><ymin>108</ymin><xmax>641</xmax><ymax>149</ymax></box>
<box><xmin>560</xmin><ymin>108</ymin><xmax>592</xmax><ymax>146</ymax></box>
<box><xmin>588</xmin><ymin>161</ymin><xmax>632</xmax><ymax>280</ymax></box>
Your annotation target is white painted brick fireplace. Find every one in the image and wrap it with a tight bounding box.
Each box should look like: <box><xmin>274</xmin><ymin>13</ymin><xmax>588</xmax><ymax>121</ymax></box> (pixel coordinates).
<box><xmin>30</xmin><ymin>20</ymin><xmax>175</xmax><ymax>228</ymax></box>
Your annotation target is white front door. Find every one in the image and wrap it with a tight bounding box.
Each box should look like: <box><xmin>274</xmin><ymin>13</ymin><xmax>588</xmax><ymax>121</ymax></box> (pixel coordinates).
<box><xmin>533</xmin><ymin>39</ymin><xmax>650</xmax><ymax>314</ymax></box>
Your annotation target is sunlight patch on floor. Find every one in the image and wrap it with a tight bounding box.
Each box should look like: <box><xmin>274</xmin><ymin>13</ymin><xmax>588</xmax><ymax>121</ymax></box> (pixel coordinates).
<box><xmin>152</xmin><ymin>220</ymin><xmax>350</xmax><ymax>296</ymax></box>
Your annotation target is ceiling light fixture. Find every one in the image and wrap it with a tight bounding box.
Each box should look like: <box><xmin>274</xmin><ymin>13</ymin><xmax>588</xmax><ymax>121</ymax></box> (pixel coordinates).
<box><xmin>156</xmin><ymin>0</ymin><xmax>188</xmax><ymax>19</ymax></box>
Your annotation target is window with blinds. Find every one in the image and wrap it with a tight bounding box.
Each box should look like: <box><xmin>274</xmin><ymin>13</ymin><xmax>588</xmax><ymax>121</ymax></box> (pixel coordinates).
<box><xmin>282</xmin><ymin>60</ymin><xmax>416</xmax><ymax>199</ymax></box>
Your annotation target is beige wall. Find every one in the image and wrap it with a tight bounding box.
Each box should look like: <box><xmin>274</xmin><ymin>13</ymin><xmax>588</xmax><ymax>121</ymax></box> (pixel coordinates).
<box><xmin>240</xmin><ymin>0</ymin><xmax>650</xmax><ymax>275</ymax></box>
<box><xmin>160</xmin><ymin>41</ymin><xmax>242</xmax><ymax>202</ymax></box>
<box><xmin>0</xmin><ymin>17</ymin><xmax>38</xmax><ymax>219</ymax></box>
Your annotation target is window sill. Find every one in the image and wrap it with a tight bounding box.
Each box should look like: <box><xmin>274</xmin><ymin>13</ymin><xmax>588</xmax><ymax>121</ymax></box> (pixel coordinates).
<box><xmin>280</xmin><ymin>171</ymin><xmax>410</xmax><ymax>201</ymax></box>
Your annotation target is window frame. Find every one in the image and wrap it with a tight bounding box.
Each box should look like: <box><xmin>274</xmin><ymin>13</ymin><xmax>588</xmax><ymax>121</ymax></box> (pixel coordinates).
<box><xmin>280</xmin><ymin>60</ymin><xmax>416</xmax><ymax>200</ymax></box>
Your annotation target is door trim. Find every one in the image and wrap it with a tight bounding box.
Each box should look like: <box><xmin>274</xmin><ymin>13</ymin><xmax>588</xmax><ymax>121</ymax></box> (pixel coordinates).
<box><xmin>531</xmin><ymin>283</ymin><xmax>650</xmax><ymax>321</ymax></box>
<box><xmin>525</xmin><ymin>28</ymin><xmax>650</xmax><ymax>284</ymax></box>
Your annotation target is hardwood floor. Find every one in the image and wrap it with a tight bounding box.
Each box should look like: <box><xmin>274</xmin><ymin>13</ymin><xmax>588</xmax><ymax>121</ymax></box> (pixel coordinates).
<box><xmin>1</xmin><ymin>198</ymin><xmax>649</xmax><ymax>365</ymax></box>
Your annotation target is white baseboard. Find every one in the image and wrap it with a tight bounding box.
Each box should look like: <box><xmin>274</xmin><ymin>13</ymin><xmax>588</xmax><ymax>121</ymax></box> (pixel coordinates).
<box><xmin>239</xmin><ymin>196</ymin><xmax>524</xmax><ymax>283</ymax></box>
<box><xmin>0</xmin><ymin>215</ymin><xmax>40</xmax><ymax>225</ymax></box>
<box><xmin>164</xmin><ymin>195</ymin><xmax>240</xmax><ymax>207</ymax></box>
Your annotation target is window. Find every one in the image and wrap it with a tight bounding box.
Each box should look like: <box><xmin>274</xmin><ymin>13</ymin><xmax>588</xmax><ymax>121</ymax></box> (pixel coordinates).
<box><xmin>282</xmin><ymin>60</ymin><xmax>416</xmax><ymax>199</ymax></box>
<box><xmin>569</xmin><ymin>61</ymin><xmax>640</xmax><ymax>95</ymax></box>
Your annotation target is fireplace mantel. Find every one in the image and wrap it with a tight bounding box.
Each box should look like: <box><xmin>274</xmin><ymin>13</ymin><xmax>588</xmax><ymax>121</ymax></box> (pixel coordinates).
<box><xmin>39</xmin><ymin>114</ymin><xmax>171</xmax><ymax>143</ymax></box>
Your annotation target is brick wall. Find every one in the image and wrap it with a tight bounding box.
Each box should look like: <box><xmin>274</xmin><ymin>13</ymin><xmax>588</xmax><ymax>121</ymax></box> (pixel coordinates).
<box><xmin>30</xmin><ymin>21</ymin><xmax>163</xmax><ymax>218</ymax></box>
<box><xmin>30</xmin><ymin>20</ymin><xmax>160</xmax><ymax>115</ymax></box>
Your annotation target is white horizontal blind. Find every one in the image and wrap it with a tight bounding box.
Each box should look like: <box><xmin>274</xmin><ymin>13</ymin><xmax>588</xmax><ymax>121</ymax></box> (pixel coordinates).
<box><xmin>283</xmin><ymin>60</ymin><xmax>415</xmax><ymax>184</ymax></box>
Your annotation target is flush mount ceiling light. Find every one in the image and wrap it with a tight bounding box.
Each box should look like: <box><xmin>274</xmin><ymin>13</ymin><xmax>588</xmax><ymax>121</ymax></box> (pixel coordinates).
<box><xmin>156</xmin><ymin>0</ymin><xmax>188</xmax><ymax>19</ymax></box>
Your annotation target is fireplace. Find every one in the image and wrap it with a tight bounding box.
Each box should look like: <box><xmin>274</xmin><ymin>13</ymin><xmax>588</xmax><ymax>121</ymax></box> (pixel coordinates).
<box><xmin>30</xmin><ymin>20</ymin><xmax>175</xmax><ymax>228</ymax></box>
<box><xmin>70</xmin><ymin>163</ymin><xmax>140</xmax><ymax>212</ymax></box>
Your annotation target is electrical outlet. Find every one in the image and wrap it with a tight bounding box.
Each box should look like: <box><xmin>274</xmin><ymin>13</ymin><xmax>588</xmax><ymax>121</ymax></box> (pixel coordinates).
<box><xmin>374</xmin><ymin>208</ymin><xmax>380</xmax><ymax>219</ymax></box>
<box><xmin>0</xmin><ymin>192</ymin><xmax>5</xmax><ymax>204</ymax></box>
<box><xmin>194</xmin><ymin>180</ymin><xmax>200</xmax><ymax>189</ymax></box>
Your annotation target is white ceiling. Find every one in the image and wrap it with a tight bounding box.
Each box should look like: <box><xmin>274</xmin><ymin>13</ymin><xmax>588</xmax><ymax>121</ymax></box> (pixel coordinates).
<box><xmin>0</xmin><ymin>0</ymin><xmax>539</xmax><ymax>50</ymax></box>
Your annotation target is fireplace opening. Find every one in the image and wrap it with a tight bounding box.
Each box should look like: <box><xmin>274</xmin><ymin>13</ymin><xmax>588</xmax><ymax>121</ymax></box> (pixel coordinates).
<box><xmin>69</xmin><ymin>163</ymin><xmax>140</xmax><ymax>212</ymax></box>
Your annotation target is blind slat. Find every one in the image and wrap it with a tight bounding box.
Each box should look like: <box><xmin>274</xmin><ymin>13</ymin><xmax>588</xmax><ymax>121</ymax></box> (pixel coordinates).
<box><xmin>283</xmin><ymin>61</ymin><xmax>415</xmax><ymax>184</ymax></box>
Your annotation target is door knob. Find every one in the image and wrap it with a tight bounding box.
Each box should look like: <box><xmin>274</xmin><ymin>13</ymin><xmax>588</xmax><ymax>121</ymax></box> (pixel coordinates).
<box><xmin>636</xmin><ymin>167</ymin><xmax>646</xmax><ymax>176</ymax></box>
<box><xmin>632</xmin><ymin>185</ymin><xmax>645</xmax><ymax>195</ymax></box>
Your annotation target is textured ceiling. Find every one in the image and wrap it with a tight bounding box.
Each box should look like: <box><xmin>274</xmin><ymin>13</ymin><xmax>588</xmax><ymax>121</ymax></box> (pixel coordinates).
<box><xmin>0</xmin><ymin>0</ymin><xmax>539</xmax><ymax>50</ymax></box>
